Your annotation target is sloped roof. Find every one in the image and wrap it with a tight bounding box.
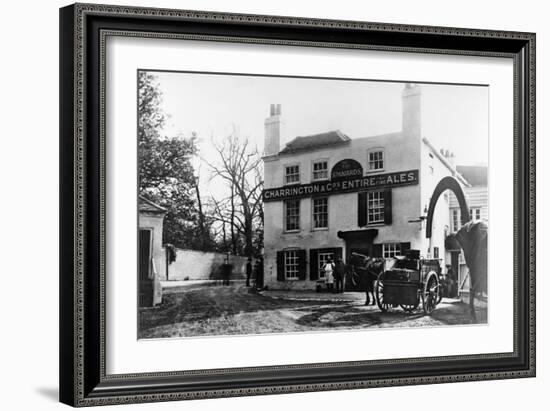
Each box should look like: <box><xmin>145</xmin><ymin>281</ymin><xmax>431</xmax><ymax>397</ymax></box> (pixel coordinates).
<box><xmin>279</xmin><ymin>130</ymin><xmax>350</xmax><ymax>154</ymax></box>
<box><xmin>139</xmin><ymin>195</ymin><xmax>167</xmax><ymax>214</ymax></box>
<box><xmin>456</xmin><ymin>165</ymin><xmax>488</xmax><ymax>187</ymax></box>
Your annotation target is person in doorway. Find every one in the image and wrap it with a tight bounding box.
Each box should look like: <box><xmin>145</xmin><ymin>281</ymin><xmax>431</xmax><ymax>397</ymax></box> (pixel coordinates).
<box><xmin>246</xmin><ymin>257</ymin><xmax>252</xmax><ymax>287</ymax></box>
<box><xmin>323</xmin><ymin>258</ymin><xmax>335</xmax><ymax>293</ymax></box>
<box><xmin>446</xmin><ymin>264</ymin><xmax>457</xmax><ymax>297</ymax></box>
<box><xmin>334</xmin><ymin>257</ymin><xmax>345</xmax><ymax>293</ymax></box>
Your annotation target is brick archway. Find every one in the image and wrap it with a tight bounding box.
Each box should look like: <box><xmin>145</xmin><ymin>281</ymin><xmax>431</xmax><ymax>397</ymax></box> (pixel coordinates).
<box><xmin>426</xmin><ymin>176</ymin><xmax>469</xmax><ymax>238</ymax></box>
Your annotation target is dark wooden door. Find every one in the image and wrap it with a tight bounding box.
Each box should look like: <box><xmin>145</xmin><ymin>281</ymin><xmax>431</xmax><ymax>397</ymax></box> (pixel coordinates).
<box><xmin>139</xmin><ymin>229</ymin><xmax>153</xmax><ymax>307</ymax></box>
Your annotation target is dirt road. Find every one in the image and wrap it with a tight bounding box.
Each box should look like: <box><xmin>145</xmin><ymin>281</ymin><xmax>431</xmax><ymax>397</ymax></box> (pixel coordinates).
<box><xmin>138</xmin><ymin>283</ymin><xmax>487</xmax><ymax>339</ymax></box>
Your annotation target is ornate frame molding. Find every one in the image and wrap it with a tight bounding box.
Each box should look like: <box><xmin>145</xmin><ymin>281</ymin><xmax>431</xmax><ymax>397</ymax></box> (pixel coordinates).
<box><xmin>60</xmin><ymin>3</ymin><xmax>535</xmax><ymax>407</ymax></box>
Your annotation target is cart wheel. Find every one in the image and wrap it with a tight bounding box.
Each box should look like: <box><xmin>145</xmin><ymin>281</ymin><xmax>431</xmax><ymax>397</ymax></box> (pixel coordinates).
<box><xmin>422</xmin><ymin>272</ymin><xmax>440</xmax><ymax>315</ymax></box>
<box><xmin>375</xmin><ymin>273</ymin><xmax>390</xmax><ymax>312</ymax></box>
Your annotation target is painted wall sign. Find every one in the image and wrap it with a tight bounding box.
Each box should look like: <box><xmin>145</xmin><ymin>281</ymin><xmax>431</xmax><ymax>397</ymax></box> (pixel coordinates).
<box><xmin>263</xmin><ymin>169</ymin><xmax>419</xmax><ymax>202</ymax></box>
<box><xmin>331</xmin><ymin>159</ymin><xmax>363</xmax><ymax>180</ymax></box>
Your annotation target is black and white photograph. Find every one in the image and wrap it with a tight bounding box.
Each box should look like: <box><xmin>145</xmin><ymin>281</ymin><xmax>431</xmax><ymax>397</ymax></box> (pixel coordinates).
<box><xmin>137</xmin><ymin>71</ymin><xmax>488</xmax><ymax>339</ymax></box>
<box><xmin>0</xmin><ymin>0</ymin><xmax>543</xmax><ymax>408</ymax></box>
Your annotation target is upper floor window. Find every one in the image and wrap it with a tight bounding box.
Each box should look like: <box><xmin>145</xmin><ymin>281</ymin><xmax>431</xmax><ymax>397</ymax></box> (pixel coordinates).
<box><xmin>285</xmin><ymin>164</ymin><xmax>300</xmax><ymax>185</ymax></box>
<box><xmin>368</xmin><ymin>149</ymin><xmax>384</xmax><ymax>171</ymax></box>
<box><xmin>312</xmin><ymin>197</ymin><xmax>328</xmax><ymax>229</ymax></box>
<box><xmin>284</xmin><ymin>199</ymin><xmax>300</xmax><ymax>231</ymax></box>
<box><xmin>367</xmin><ymin>190</ymin><xmax>385</xmax><ymax>224</ymax></box>
<box><xmin>358</xmin><ymin>189</ymin><xmax>391</xmax><ymax>227</ymax></box>
<box><xmin>312</xmin><ymin>160</ymin><xmax>328</xmax><ymax>181</ymax></box>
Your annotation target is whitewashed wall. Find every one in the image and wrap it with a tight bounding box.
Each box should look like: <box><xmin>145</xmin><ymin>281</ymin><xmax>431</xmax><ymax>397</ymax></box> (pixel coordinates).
<box><xmin>163</xmin><ymin>249</ymin><xmax>249</xmax><ymax>281</ymax></box>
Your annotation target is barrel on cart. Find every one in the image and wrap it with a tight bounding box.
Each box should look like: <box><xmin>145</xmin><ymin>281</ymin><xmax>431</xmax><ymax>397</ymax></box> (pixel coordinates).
<box><xmin>375</xmin><ymin>251</ymin><xmax>442</xmax><ymax>314</ymax></box>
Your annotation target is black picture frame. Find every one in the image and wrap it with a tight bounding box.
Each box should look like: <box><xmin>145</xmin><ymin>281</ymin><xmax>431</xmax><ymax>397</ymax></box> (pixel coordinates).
<box><xmin>59</xmin><ymin>3</ymin><xmax>536</xmax><ymax>407</ymax></box>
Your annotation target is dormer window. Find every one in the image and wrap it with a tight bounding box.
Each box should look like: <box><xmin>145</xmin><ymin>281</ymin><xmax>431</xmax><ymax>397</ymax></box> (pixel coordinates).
<box><xmin>368</xmin><ymin>148</ymin><xmax>384</xmax><ymax>172</ymax></box>
<box><xmin>285</xmin><ymin>165</ymin><xmax>300</xmax><ymax>185</ymax></box>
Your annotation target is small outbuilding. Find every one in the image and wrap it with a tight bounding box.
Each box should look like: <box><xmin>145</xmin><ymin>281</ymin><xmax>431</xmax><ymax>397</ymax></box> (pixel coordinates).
<box><xmin>138</xmin><ymin>195</ymin><xmax>166</xmax><ymax>307</ymax></box>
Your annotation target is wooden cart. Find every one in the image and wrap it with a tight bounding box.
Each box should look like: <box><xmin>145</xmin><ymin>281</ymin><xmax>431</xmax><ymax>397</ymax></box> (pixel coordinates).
<box><xmin>375</xmin><ymin>255</ymin><xmax>442</xmax><ymax>314</ymax></box>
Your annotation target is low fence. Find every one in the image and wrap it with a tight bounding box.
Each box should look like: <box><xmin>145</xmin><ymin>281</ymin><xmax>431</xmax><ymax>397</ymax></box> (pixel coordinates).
<box><xmin>163</xmin><ymin>248</ymin><xmax>249</xmax><ymax>281</ymax></box>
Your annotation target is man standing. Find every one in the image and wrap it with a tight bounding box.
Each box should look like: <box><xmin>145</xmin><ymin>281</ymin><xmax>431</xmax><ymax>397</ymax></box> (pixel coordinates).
<box><xmin>323</xmin><ymin>258</ymin><xmax>335</xmax><ymax>293</ymax></box>
<box><xmin>446</xmin><ymin>264</ymin><xmax>457</xmax><ymax>298</ymax></box>
<box><xmin>334</xmin><ymin>258</ymin><xmax>345</xmax><ymax>293</ymax></box>
<box><xmin>246</xmin><ymin>257</ymin><xmax>252</xmax><ymax>287</ymax></box>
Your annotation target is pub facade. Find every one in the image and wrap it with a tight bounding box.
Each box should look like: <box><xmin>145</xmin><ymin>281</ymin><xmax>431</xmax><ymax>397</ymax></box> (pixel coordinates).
<box><xmin>262</xmin><ymin>84</ymin><xmax>469</xmax><ymax>290</ymax></box>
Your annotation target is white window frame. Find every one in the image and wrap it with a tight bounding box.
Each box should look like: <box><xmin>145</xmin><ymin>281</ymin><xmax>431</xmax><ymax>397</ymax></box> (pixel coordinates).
<box><xmin>470</xmin><ymin>207</ymin><xmax>482</xmax><ymax>221</ymax></box>
<box><xmin>367</xmin><ymin>190</ymin><xmax>385</xmax><ymax>224</ymax></box>
<box><xmin>367</xmin><ymin>148</ymin><xmax>385</xmax><ymax>172</ymax></box>
<box><xmin>312</xmin><ymin>197</ymin><xmax>328</xmax><ymax>230</ymax></box>
<box><xmin>284</xmin><ymin>199</ymin><xmax>300</xmax><ymax>232</ymax></box>
<box><xmin>317</xmin><ymin>252</ymin><xmax>334</xmax><ymax>279</ymax></box>
<box><xmin>284</xmin><ymin>250</ymin><xmax>300</xmax><ymax>280</ymax></box>
<box><xmin>382</xmin><ymin>243</ymin><xmax>401</xmax><ymax>258</ymax></box>
<box><xmin>312</xmin><ymin>159</ymin><xmax>329</xmax><ymax>181</ymax></box>
<box><xmin>284</xmin><ymin>164</ymin><xmax>300</xmax><ymax>185</ymax></box>
<box><xmin>452</xmin><ymin>209</ymin><xmax>461</xmax><ymax>232</ymax></box>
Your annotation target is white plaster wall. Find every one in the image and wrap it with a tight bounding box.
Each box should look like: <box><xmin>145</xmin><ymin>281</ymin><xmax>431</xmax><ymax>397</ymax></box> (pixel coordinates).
<box><xmin>164</xmin><ymin>249</ymin><xmax>248</xmax><ymax>281</ymax></box>
<box><xmin>419</xmin><ymin>142</ymin><xmax>454</xmax><ymax>258</ymax></box>
<box><xmin>450</xmin><ymin>186</ymin><xmax>489</xmax><ymax>223</ymax></box>
<box><xmin>264</xmin><ymin>132</ymin><xmax>424</xmax><ymax>289</ymax></box>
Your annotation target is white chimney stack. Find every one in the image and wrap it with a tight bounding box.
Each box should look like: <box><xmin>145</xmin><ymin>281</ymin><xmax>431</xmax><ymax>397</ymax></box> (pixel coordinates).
<box><xmin>402</xmin><ymin>83</ymin><xmax>422</xmax><ymax>139</ymax></box>
<box><xmin>264</xmin><ymin>104</ymin><xmax>284</xmax><ymax>157</ymax></box>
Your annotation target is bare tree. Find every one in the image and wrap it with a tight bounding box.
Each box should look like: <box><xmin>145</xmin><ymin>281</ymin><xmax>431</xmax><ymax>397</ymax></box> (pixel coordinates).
<box><xmin>207</xmin><ymin>133</ymin><xmax>264</xmax><ymax>257</ymax></box>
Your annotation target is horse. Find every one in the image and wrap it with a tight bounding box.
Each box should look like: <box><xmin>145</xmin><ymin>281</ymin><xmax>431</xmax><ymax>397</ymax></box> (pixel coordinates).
<box><xmin>348</xmin><ymin>253</ymin><xmax>386</xmax><ymax>305</ymax></box>
<box><xmin>452</xmin><ymin>220</ymin><xmax>488</xmax><ymax>320</ymax></box>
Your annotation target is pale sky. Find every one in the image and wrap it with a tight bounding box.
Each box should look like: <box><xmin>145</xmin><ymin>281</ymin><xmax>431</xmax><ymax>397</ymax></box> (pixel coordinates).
<box><xmin>148</xmin><ymin>70</ymin><xmax>488</xmax><ymax>199</ymax></box>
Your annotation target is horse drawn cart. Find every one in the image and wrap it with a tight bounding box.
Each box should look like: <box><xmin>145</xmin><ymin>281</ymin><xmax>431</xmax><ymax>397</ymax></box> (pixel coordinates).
<box><xmin>375</xmin><ymin>251</ymin><xmax>442</xmax><ymax>314</ymax></box>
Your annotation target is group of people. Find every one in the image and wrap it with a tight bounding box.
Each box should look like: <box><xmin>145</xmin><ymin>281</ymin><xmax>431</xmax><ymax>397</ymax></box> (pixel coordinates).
<box><xmin>245</xmin><ymin>257</ymin><xmax>264</xmax><ymax>289</ymax></box>
<box><xmin>322</xmin><ymin>257</ymin><xmax>346</xmax><ymax>293</ymax></box>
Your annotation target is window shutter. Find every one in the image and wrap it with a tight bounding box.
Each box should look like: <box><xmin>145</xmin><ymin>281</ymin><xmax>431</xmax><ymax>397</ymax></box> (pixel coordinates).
<box><xmin>384</xmin><ymin>189</ymin><xmax>392</xmax><ymax>225</ymax></box>
<box><xmin>276</xmin><ymin>251</ymin><xmax>285</xmax><ymax>281</ymax></box>
<box><xmin>372</xmin><ymin>244</ymin><xmax>383</xmax><ymax>258</ymax></box>
<box><xmin>358</xmin><ymin>192</ymin><xmax>367</xmax><ymax>227</ymax></box>
<box><xmin>400</xmin><ymin>242</ymin><xmax>411</xmax><ymax>255</ymax></box>
<box><xmin>297</xmin><ymin>250</ymin><xmax>307</xmax><ymax>280</ymax></box>
<box><xmin>309</xmin><ymin>249</ymin><xmax>319</xmax><ymax>280</ymax></box>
